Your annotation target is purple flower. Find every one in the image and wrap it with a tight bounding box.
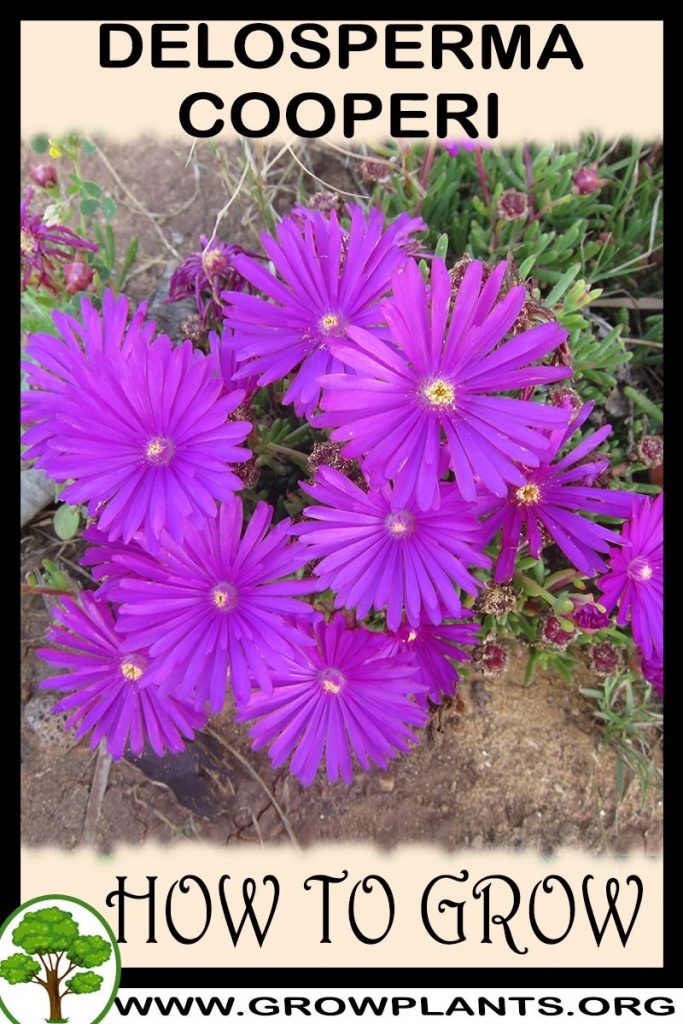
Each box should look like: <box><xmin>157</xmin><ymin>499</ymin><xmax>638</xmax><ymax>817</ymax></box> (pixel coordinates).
<box><xmin>380</xmin><ymin>611</ymin><xmax>478</xmax><ymax>707</ymax></box>
<box><xmin>237</xmin><ymin>614</ymin><xmax>426</xmax><ymax>785</ymax></box>
<box><xmin>115</xmin><ymin>498</ymin><xmax>317</xmax><ymax>711</ymax></box>
<box><xmin>295</xmin><ymin>466</ymin><xmax>490</xmax><ymax>631</ymax></box>
<box><xmin>80</xmin><ymin>525</ymin><xmax>160</xmax><ymax>603</ymax></box>
<box><xmin>316</xmin><ymin>257</ymin><xmax>572</xmax><ymax>509</ymax></box>
<box><xmin>167</xmin><ymin>234</ymin><xmax>258</xmax><ymax>323</ymax></box>
<box><xmin>439</xmin><ymin>139</ymin><xmax>490</xmax><ymax>157</ymax></box>
<box><xmin>22</xmin><ymin>291</ymin><xmax>156</xmax><ymax>465</ymax></box>
<box><xmin>38</xmin><ymin>593</ymin><xmax>206</xmax><ymax>760</ymax></box>
<box><xmin>20</xmin><ymin>187</ymin><xmax>97</xmax><ymax>292</ymax></box>
<box><xmin>640</xmin><ymin>651</ymin><xmax>663</xmax><ymax>699</ymax></box>
<box><xmin>208</xmin><ymin>325</ymin><xmax>259</xmax><ymax>402</ymax></box>
<box><xmin>571</xmin><ymin>599</ymin><xmax>610</xmax><ymax>632</ymax></box>
<box><xmin>224</xmin><ymin>205</ymin><xmax>425</xmax><ymax>419</ymax></box>
<box><xmin>477</xmin><ymin>402</ymin><xmax>634</xmax><ymax>580</ymax></box>
<box><xmin>597</xmin><ymin>494</ymin><xmax>663</xmax><ymax>661</ymax></box>
<box><xmin>23</xmin><ymin>309</ymin><xmax>252</xmax><ymax>546</ymax></box>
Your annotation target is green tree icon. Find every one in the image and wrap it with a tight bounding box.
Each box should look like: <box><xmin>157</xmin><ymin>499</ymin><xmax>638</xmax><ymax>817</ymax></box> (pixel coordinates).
<box><xmin>0</xmin><ymin>906</ymin><xmax>112</xmax><ymax>1022</ymax></box>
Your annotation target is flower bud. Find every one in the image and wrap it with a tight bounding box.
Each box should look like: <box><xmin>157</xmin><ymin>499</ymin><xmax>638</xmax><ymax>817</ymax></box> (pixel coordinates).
<box><xmin>63</xmin><ymin>260</ymin><xmax>95</xmax><ymax>295</ymax></box>
<box><xmin>572</xmin><ymin>600</ymin><xmax>610</xmax><ymax>632</ymax></box>
<box><xmin>497</xmin><ymin>189</ymin><xmax>529</xmax><ymax>221</ymax></box>
<box><xmin>573</xmin><ymin>164</ymin><xmax>601</xmax><ymax>195</ymax></box>
<box><xmin>30</xmin><ymin>164</ymin><xmax>57</xmax><ymax>188</ymax></box>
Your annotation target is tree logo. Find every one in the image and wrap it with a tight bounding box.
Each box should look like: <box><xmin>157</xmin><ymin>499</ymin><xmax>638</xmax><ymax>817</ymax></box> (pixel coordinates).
<box><xmin>0</xmin><ymin>895</ymin><xmax>121</xmax><ymax>1024</ymax></box>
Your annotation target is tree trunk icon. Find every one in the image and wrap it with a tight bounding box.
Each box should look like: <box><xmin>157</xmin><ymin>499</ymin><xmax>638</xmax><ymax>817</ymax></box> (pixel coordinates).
<box><xmin>0</xmin><ymin>906</ymin><xmax>112</xmax><ymax>1022</ymax></box>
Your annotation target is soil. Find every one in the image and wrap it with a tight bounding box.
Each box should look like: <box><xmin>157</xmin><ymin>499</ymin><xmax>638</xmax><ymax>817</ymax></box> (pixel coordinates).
<box><xmin>20</xmin><ymin>138</ymin><xmax>663</xmax><ymax>854</ymax></box>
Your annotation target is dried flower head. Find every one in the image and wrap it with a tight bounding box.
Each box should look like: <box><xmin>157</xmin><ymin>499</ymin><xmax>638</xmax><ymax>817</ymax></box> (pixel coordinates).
<box><xmin>590</xmin><ymin>641</ymin><xmax>621</xmax><ymax>677</ymax></box>
<box><xmin>472</xmin><ymin>638</ymin><xmax>508</xmax><ymax>676</ymax></box>
<box><xmin>549</xmin><ymin>385</ymin><xmax>583</xmax><ymax>421</ymax></box>
<box><xmin>497</xmin><ymin>189</ymin><xmax>529</xmax><ymax>221</ymax></box>
<box><xmin>474</xmin><ymin>582</ymin><xmax>517</xmax><ymax>618</ymax></box>
<box><xmin>631</xmin><ymin>434</ymin><xmax>663</xmax><ymax>469</ymax></box>
<box><xmin>540</xmin><ymin>614</ymin><xmax>573</xmax><ymax>650</ymax></box>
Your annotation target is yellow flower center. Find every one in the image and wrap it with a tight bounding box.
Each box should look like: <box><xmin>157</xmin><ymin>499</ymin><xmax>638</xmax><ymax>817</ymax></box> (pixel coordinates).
<box><xmin>407</xmin><ymin>630</ymin><xmax>418</xmax><ymax>642</ymax></box>
<box><xmin>319</xmin><ymin>668</ymin><xmax>346</xmax><ymax>695</ymax></box>
<box><xmin>385</xmin><ymin>510</ymin><xmax>415</xmax><ymax>538</ymax></box>
<box><xmin>515</xmin><ymin>483</ymin><xmax>541</xmax><ymax>505</ymax></box>
<box><xmin>120</xmin><ymin>659</ymin><xmax>144</xmax><ymax>682</ymax></box>
<box><xmin>423</xmin><ymin>378</ymin><xmax>455</xmax><ymax>408</ymax></box>
<box><xmin>144</xmin><ymin>436</ymin><xmax>175</xmax><ymax>465</ymax></box>
<box><xmin>211</xmin><ymin>582</ymin><xmax>238</xmax><ymax>611</ymax></box>
<box><xmin>317</xmin><ymin>312</ymin><xmax>347</xmax><ymax>340</ymax></box>
<box><xmin>630</xmin><ymin>560</ymin><xmax>653</xmax><ymax>581</ymax></box>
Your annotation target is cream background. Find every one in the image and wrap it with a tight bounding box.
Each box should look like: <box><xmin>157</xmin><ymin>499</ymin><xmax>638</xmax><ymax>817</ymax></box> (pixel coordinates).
<box><xmin>21</xmin><ymin>846</ymin><xmax>663</xmax><ymax>968</ymax></box>
<box><xmin>21</xmin><ymin>21</ymin><xmax>663</xmax><ymax>144</ymax></box>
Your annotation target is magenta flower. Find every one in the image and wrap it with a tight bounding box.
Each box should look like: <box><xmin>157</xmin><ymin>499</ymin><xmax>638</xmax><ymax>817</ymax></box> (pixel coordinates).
<box><xmin>316</xmin><ymin>257</ymin><xmax>572</xmax><ymax>509</ymax></box>
<box><xmin>167</xmin><ymin>234</ymin><xmax>258</xmax><ymax>323</ymax></box>
<box><xmin>208</xmin><ymin>326</ymin><xmax>259</xmax><ymax>402</ymax></box>
<box><xmin>224</xmin><ymin>205</ymin><xmax>425</xmax><ymax>419</ymax></box>
<box><xmin>597</xmin><ymin>494</ymin><xmax>663</xmax><ymax>661</ymax></box>
<box><xmin>295</xmin><ymin>466</ymin><xmax>490</xmax><ymax>630</ymax></box>
<box><xmin>571</xmin><ymin>599</ymin><xmax>610</xmax><ymax>632</ymax></box>
<box><xmin>23</xmin><ymin>321</ymin><xmax>251</xmax><ymax>546</ymax></box>
<box><xmin>80</xmin><ymin>525</ymin><xmax>160</xmax><ymax>603</ymax></box>
<box><xmin>22</xmin><ymin>291</ymin><xmax>156</xmax><ymax>465</ymax></box>
<box><xmin>439</xmin><ymin>139</ymin><xmax>490</xmax><ymax>157</ymax></box>
<box><xmin>115</xmin><ymin>498</ymin><xmax>317</xmax><ymax>711</ymax></box>
<box><xmin>20</xmin><ymin>188</ymin><xmax>97</xmax><ymax>292</ymax></box>
<box><xmin>477</xmin><ymin>402</ymin><xmax>634</xmax><ymax>580</ymax></box>
<box><xmin>38</xmin><ymin>593</ymin><xmax>206</xmax><ymax>760</ymax></box>
<box><xmin>380</xmin><ymin>611</ymin><xmax>478</xmax><ymax>707</ymax></box>
<box><xmin>237</xmin><ymin>614</ymin><xmax>426</xmax><ymax>785</ymax></box>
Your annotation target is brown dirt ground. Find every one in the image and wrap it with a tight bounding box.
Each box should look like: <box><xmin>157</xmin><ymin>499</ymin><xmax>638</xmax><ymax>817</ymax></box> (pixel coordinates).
<box><xmin>20</xmin><ymin>138</ymin><xmax>662</xmax><ymax>854</ymax></box>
